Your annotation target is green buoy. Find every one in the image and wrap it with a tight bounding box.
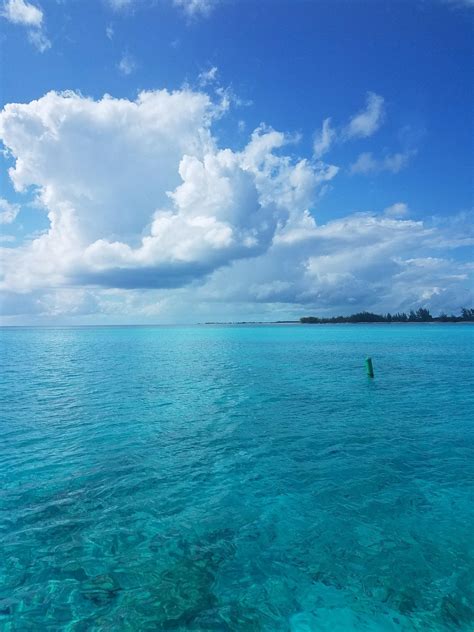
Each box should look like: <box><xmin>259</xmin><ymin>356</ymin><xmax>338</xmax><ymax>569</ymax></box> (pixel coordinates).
<box><xmin>365</xmin><ymin>357</ymin><xmax>374</xmax><ymax>378</ymax></box>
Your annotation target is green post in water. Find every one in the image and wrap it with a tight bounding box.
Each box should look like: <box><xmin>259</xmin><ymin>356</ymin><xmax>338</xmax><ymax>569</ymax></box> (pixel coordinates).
<box><xmin>365</xmin><ymin>357</ymin><xmax>374</xmax><ymax>378</ymax></box>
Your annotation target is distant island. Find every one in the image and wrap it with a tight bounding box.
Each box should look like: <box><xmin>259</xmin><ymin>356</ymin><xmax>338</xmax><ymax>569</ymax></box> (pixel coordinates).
<box><xmin>300</xmin><ymin>307</ymin><xmax>474</xmax><ymax>324</ymax></box>
<box><xmin>202</xmin><ymin>308</ymin><xmax>474</xmax><ymax>325</ymax></box>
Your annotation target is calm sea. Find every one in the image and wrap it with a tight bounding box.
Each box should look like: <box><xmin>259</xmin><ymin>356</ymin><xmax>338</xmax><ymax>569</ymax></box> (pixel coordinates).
<box><xmin>1</xmin><ymin>324</ymin><xmax>473</xmax><ymax>631</ymax></box>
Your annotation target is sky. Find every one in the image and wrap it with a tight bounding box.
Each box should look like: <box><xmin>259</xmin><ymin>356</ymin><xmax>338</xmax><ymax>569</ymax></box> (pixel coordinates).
<box><xmin>0</xmin><ymin>0</ymin><xmax>472</xmax><ymax>324</ymax></box>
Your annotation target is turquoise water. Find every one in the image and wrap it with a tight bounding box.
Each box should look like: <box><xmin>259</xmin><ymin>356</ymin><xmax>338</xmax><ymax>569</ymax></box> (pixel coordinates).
<box><xmin>1</xmin><ymin>324</ymin><xmax>473</xmax><ymax>631</ymax></box>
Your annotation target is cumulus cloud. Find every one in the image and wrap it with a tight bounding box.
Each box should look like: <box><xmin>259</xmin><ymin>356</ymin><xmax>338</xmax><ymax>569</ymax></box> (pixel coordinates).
<box><xmin>1</xmin><ymin>0</ymin><xmax>51</xmax><ymax>51</ymax></box>
<box><xmin>350</xmin><ymin>150</ymin><xmax>414</xmax><ymax>175</ymax></box>
<box><xmin>344</xmin><ymin>92</ymin><xmax>385</xmax><ymax>139</ymax></box>
<box><xmin>0</xmin><ymin>89</ymin><xmax>336</xmax><ymax>296</ymax></box>
<box><xmin>199</xmin><ymin>211</ymin><xmax>473</xmax><ymax>316</ymax></box>
<box><xmin>0</xmin><ymin>198</ymin><xmax>20</xmax><ymax>224</ymax></box>
<box><xmin>0</xmin><ymin>88</ymin><xmax>471</xmax><ymax>321</ymax></box>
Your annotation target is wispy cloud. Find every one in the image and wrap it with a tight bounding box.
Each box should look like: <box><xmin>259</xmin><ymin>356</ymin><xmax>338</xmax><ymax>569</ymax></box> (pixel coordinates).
<box><xmin>28</xmin><ymin>27</ymin><xmax>50</xmax><ymax>52</ymax></box>
<box><xmin>105</xmin><ymin>0</ymin><xmax>220</xmax><ymax>19</ymax></box>
<box><xmin>0</xmin><ymin>198</ymin><xmax>20</xmax><ymax>224</ymax></box>
<box><xmin>117</xmin><ymin>52</ymin><xmax>137</xmax><ymax>76</ymax></box>
<box><xmin>1</xmin><ymin>0</ymin><xmax>51</xmax><ymax>51</ymax></box>
<box><xmin>384</xmin><ymin>202</ymin><xmax>409</xmax><ymax>218</ymax></box>
<box><xmin>173</xmin><ymin>0</ymin><xmax>220</xmax><ymax>18</ymax></box>
<box><xmin>107</xmin><ymin>0</ymin><xmax>135</xmax><ymax>10</ymax></box>
<box><xmin>0</xmin><ymin>234</ymin><xmax>16</xmax><ymax>243</ymax></box>
<box><xmin>442</xmin><ymin>0</ymin><xmax>474</xmax><ymax>7</ymax></box>
<box><xmin>310</xmin><ymin>95</ymin><xmax>418</xmax><ymax>178</ymax></box>
<box><xmin>198</xmin><ymin>65</ymin><xmax>218</xmax><ymax>87</ymax></box>
<box><xmin>350</xmin><ymin>150</ymin><xmax>415</xmax><ymax>175</ymax></box>
<box><xmin>106</xmin><ymin>24</ymin><xmax>114</xmax><ymax>40</ymax></box>
<box><xmin>313</xmin><ymin>118</ymin><xmax>337</xmax><ymax>159</ymax></box>
<box><xmin>344</xmin><ymin>92</ymin><xmax>385</xmax><ymax>139</ymax></box>
<box><xmin>313</xmin><ymin>93</ymin><xmax>385</xmax><ymax>159</ymax></box>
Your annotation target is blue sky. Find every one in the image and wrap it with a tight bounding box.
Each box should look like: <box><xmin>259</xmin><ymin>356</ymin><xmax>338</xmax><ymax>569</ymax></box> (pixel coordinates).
<box><xmin>0</xmin><ymin>0</ymin><xmax>472</xmax><ymax>323</ymax></box>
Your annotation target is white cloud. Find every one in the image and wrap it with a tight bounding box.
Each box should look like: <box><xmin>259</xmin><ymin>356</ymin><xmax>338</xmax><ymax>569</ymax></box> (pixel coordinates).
<box><xmin>350</xmin><ymin>150</ymin><xmax>414</xmax><ymax>175</ymax></box>
<box><xmin>0</xmin><ymin>89</ymin><xmax>334</xmax><ymax>295</ymax></box>
<box><xmin>106</xmin><ymin>24</ymin><xmax>114</xmax><ymax>40</ymax></box>
<box><xmin>173</xmin><ymin>0</ymin><xmax>219</xmax><ymax>17</ymax></box>
<box><xmin>2</xmin><ymin>209</ymin><xmax>472</xmax><ymax>321</ymax></box>
<box><xmin>198</xmin><ymin>66</ymin><xmax>218</xmax><ymax>87</ymax></box>
<box><xmin>0</xmin><ymin>198</ymin><xmax>20</xmax><ymax>224</ymax></box>
<box><xmin>27</xmin><ymin>26</ymin><xmax>50</xmax><ymax>51</ymax></box>
<box><xmin>107</xmin><ymin>0</ymin><xmax>134</xmax><ymax>10</ymax></box>
<box><xmin>199</xmin><ymin>212</ymin><xmax>473</xmax><ymax>316</ymax></box>
<box><xmin>1</xmin><ymin>0</ymin><xmax>50</xmax><ymax>51</ymax></box>
<box><xmin>2</xmin><ymin>0</ymin><xmax>42</xmax><ymax>26</ymax></box>
<box><xmin>345</xmin><ymin>92</ymin><xmax>385</xmax><ymax>139</ymax></box>
<box><xmin>312</xmin><ymin>93</ymin><xmax>385</xmax><ymax>160</ymax></box>
<box><xmin>443</xmin><ymin>0</ymin><xmax>474</xmax><ymax>7</ymax></box>
<box><xmin>0</xmin><ymin>235</ymin><xmax>15</xmax><ymax>243</ymax></box>
<box><xmin>313</xmin><ymin>117</ymin><xmax>336</xmax><ymax>158</ymax></box>
<box><xmin>117</xmin><ymin>52</ymin><xmax>137</xmax><ymax>75</ymax></box>
<box><xmin>105</xmin><ymin>0</ymin><xmax>220</xmax><ymax>18</ymax></box>
<box><xmin>384</xmin><ymin>202</ymin><xmax>409</xmax><ymax>218</ymax></box>
<box><xmin>0</xmin><ymin>88</ymin><xmax>470</xmax><ymax>321</ymax></box>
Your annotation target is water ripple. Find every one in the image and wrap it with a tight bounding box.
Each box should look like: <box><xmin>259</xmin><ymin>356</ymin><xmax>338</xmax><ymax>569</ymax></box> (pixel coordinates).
<box><xmin>1</xmin><ymin>324</ymin><xmax>473</xmax><ymax>630</ymax></box>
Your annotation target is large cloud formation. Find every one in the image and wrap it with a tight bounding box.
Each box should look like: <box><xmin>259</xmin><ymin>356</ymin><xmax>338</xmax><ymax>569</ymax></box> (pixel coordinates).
<box><xmin>0</xmin><ymin>89</ymin><xmax>335</xmax><ymax>292</ymax></box>
<box><xmin>201</xmin><ymin>212</ymin><xmax>473</xmax><ymax>315</ymax></box>
<box><xmin>0</xmin><ymin>88</ymin><xmax>472</xmax><ymax>321</ymax></box>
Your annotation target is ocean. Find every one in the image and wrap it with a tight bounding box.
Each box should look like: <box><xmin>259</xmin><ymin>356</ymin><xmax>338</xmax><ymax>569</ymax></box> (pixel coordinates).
<box><xmin>1</xmin><ymin>324</ymin><xmax>473</xmax><ymax>631</ymax></box>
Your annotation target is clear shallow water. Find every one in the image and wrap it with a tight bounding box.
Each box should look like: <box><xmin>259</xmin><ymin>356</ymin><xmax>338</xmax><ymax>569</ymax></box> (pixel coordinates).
<box><xmin>1</xmin><ymin>324</ymin><xmax>473</xmax><ymax>631</ymax></box>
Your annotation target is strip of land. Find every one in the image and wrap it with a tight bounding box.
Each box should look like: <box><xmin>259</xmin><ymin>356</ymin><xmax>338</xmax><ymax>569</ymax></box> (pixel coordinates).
<box><xmin>203</xmin><ymin>308</ymin><xmax>474</xmax><ymax>325</ymax></box>
<box><xmin>300</xmin><ymin>308</ymin><xmax>474</xmax><ymax>324</ymax></box>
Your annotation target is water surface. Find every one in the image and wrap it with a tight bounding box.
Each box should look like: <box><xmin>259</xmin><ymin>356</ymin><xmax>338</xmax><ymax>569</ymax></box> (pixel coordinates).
<box><xmin>1</xmin><ymin>324</ymin><xmax>473</xmax><ymax>630</ymax></box>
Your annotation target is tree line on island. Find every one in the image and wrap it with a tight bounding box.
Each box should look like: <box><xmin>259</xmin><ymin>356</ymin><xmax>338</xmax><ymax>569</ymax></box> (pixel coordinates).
<box><xmin>300</xmin><ymin>307</ymin><xmax>474</xmax><ymax>324</ymax></box>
